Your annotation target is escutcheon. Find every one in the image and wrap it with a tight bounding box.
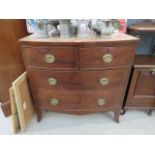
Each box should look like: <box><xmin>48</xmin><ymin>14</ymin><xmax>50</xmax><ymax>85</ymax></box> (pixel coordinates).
<box><xmin>102</xmin><ymin>54</ymin><xmax>113</xmax><ymax>63</ymax></box>
<box><xmin>97</xmin><ymin>98</ymin><xmax>106</xmax><ymax>106</ymax></box>
<box><xmin>45</xmin><ymin>54</ymin><xmax>55</xmax><ymax>63</ymax></box>
<box><xmin>50</xmin><ymin>98</ymin><xmax>60</xmax><ymax>106</ymax></box>
<box><xmin>48</xmin><ymin>77</ymin><xmax>57</xmax><ymax>86</ymax></box>
<box><xmin>100</xmin><ymin>77</ymin><xmax>109</xmax><ymax>85</ymax></box>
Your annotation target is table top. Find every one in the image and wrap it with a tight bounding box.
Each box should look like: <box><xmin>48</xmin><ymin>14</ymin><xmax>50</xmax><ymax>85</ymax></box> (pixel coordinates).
<box><xmin>128</xmin><ymin>22</ymin><xmax>155</xmax><ymax>32</ymax></box>
<box><xmin>134</xmin><ymin>55</ymin><xmax>155</xmax><ymax>67</ymax></box>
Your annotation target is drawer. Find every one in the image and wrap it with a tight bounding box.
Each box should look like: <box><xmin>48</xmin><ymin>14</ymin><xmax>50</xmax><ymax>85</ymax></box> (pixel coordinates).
<box><xmin>130</xmin><ymin>97</ymin><xmax>155</xmax><ymax>108</ymax></box>
<box><xmin>28</xmin><ymin>68</ymin><xmax>129</xmax><ymax>90</ymax></box>
<box><xmin>126</xmin><ymin>66</ymin><xmax>155</xmax><ymax>109</ymax></box>
<box><xmin>134</xmin><ymin>68</ymin><xmax>155</xmax><ymax>96</ymax></box>
<box><xmin>33</xmin><ymin>89</ymin><xmax>123</xmax><ymax>111</ymax></box>
<box><xmin>79</xmin><ymin>46</ymin><xmax>135</xmax><ymax>69</ymax></box>
<box><xmin>22</xmin><ymin>46</ymin><xmax>78</xmax><ymax>69</ymax></box>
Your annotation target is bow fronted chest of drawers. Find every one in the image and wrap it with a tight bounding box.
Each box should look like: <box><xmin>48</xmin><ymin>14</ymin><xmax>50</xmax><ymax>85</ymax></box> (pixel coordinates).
<box><xmin>19</xmin><ymin>33</ymin><xmax>139</xmax><ymax>122</ymax></box>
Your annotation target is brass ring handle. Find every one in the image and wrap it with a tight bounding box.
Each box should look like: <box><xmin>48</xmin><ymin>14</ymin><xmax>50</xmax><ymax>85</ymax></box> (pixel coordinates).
<box><xmin>102</xmin><ymin>54</ymin><xmax>113</xmax><ymax>63</ymax></box>
<box><xmin>45</xmin><ymin>54</ymin><xmax>55</xmax><ymax>63</ymax></box>
<box><xmin>50</xmin><ymin>98</ymin><xmax>59</xmax><ymax>106</ymax></box>
<box><xmin>100</xmin><ymin>77</ymin><xmax>109</xmax><ymax>85</ymax></box>
<box><xmin>97</xmin><ymin>98</ymin><xmax>106</xmax><ymax>106</ymax></box>
<box><xmin>48</xmin><ymin>77</ymin><xmax>57</xmax><ymax>86</ymax></box>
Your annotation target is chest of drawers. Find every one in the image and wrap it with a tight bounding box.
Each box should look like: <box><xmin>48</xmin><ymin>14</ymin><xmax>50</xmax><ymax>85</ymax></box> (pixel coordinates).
<box><xmin>19</xmin><ymin>33</ymin><xmax>139</xmax><ymax>122</ymax></box>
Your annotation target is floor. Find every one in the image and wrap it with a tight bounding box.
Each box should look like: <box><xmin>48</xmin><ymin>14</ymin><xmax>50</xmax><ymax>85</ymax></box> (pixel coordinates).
<box><xmin>1</xmin><ymin>108</ymin><xmax>155</xmax><ymax>135</ymax></box>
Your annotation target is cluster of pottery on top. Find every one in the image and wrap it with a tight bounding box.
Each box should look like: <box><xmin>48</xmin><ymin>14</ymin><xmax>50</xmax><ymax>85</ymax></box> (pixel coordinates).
<box><xmin>27</xmin><ymin>19</ymin><xmax>122</xmax><ymax>38</ymax></box>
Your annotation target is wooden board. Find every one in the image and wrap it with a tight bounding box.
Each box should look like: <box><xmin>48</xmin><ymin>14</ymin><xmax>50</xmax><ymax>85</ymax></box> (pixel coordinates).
<box><xmin>9</xmin><ymin>87</ymin><xmax>20</xmax><ymax>133</ymax></box>
<box><xmin>12</xmin><ymin>72</ymin><xmax>34</xmax><ymax>132</ymax></box>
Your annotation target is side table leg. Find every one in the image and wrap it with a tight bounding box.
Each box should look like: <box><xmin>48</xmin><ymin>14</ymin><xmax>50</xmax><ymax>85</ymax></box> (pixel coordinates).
<box><xmin>114</xmin><ymin>110</ymin><xmax>120</xmax><ymax>123</ymax></box>
<box><xmin>120</xmin><ymin>108</ymin><xmax>126</xmax><ymax>115</ymax></box>
<box><xmin>148</xmin><ymin>109</ymin><xmax>152</xmax><ymax>116</ymax></box>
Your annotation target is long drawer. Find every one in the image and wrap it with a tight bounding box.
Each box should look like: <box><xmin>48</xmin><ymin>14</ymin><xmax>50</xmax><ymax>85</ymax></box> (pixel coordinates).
<box><xmin>33</xmin><ymin>89</ymin><xmax>124</xmax><ymax>111</ymax></box>
<box><xmin>22</xmin><ymin>46</ymin><xmax>78</xmax><ymax>70</ymax></box>
<box><xmin>28</xmin><ymin>68</ymin><xmax>129</xmax><ymax>91</ymax></box>
<box><xmin>79</xmin><ymin>46</ymin><xmax>135</xmax><ymax>69</ymax></box>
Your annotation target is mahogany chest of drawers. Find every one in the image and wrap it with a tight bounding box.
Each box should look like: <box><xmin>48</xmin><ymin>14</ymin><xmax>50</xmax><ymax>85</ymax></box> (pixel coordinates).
<box><xmin>19</xmin><ymin>33</ymin><xmax>139</xmax><ymax>122</ymax></box>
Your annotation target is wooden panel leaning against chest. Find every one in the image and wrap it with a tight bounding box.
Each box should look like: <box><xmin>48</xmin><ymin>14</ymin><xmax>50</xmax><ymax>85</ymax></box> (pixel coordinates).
<box><xmin>19</xmin><ymin>32</ymin><xmax>139</xmax><ymax>123</ymax></box>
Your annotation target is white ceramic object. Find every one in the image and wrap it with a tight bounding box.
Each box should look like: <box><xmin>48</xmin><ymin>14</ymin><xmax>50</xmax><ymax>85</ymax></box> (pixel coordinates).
<box><xmin>77</xmin><ymin>19</ymin><xmax>91</xmax><ymax>38</ymax></box>
<box><xmin>59</xmin><ymin>20</ymin><xmax>71</xmax><ymax>38</ymax></box>
<box><xmin>100</xmin><ymin>20</ymin><xmax>115</xmax><ymax>36</ymax></box>
<box><xmin>34</xmin><ymin>21</ymin><xmax>49</xmax><ymax>38</ymax></box>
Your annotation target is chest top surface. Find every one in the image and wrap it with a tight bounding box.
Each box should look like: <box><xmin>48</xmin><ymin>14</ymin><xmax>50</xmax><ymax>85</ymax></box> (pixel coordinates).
<box><xmin>19</xmin><ymin>32</ymin><xmax>139</xmax><ymax>46</ymax></box>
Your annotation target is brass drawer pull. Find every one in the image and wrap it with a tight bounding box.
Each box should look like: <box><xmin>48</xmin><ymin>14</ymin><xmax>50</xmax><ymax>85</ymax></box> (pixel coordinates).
<box><xmin>97</xmin><ymin>98</ymin><xmax>106</xmax><ymax>106</ymax></box>
<box><xmin>100</xmin><ymin>77</ymin><xmax>109</xmax><ymax>85</ymax></box>
<box><xmin>45</xmin><ymin>54</ymin><xmax>55</xmax><ymax>63</ymax></box>
<box><xmin>50</xmin><ymin>98</ymin><xmax>60</xmax><ymax>106</ymax></box>
<box><xmin>102</xmin><ymin>54</ymin><xmax>113</xmax><ymax>63</ymax></box>
<box><xmin>48</xmin><ymin>77</ymin><xmax>57</xmax><ymax>86</ymax></box>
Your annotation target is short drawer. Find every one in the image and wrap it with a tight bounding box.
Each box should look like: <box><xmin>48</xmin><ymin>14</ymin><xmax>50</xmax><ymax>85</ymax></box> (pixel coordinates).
<box><xmin>79</xmin><ymin>46</ymin><xmax>135</xmax><ymax>69</ymax></box>
<box><xmin>22</xmin><ymin>46</ymin><xmax>78</xmax><ymax>69</ymax></box>
<box><xmin>33</xmin><ymin>89</ymin><xmax>123</xmax><ymax>111</ymax></box>
<box><xmin>28</xmin><ymin>68</ymin><xmax>129</xmax><ymax>91</ymax></box>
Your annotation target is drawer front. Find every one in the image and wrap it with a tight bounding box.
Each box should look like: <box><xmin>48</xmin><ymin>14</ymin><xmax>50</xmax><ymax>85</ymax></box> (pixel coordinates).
<box><xmin>28</xmin><ymin>68</ymin><xmax>129</xmax><ymax>90</ymax></box>
<box><xmin>134</xmin><ymin>69</ymin><xmax>155</xmax><ymax>96</ymax></box>
<box><xmin>129</xmin><ymin>97</ymin><xmax>155</xmax><ymax>108</ymax></box>
<box><xmin>79</xmin><ymin>46</ymin><xmax>135</xmax><ymax>69</ymax></box>
<box><xmin>126</xmin><ymin>67</ymin><xmax>155</xmax><ymax>108</ymax></box>
<box><xmin>33</xmin><ymin>89</ymin><xmax>123</xmax><ymax>111</ymax></box>
<box><xmin>22</xmin><ymin>47</ymin><xmax>78</xmax><ymax>69</ymax></box>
